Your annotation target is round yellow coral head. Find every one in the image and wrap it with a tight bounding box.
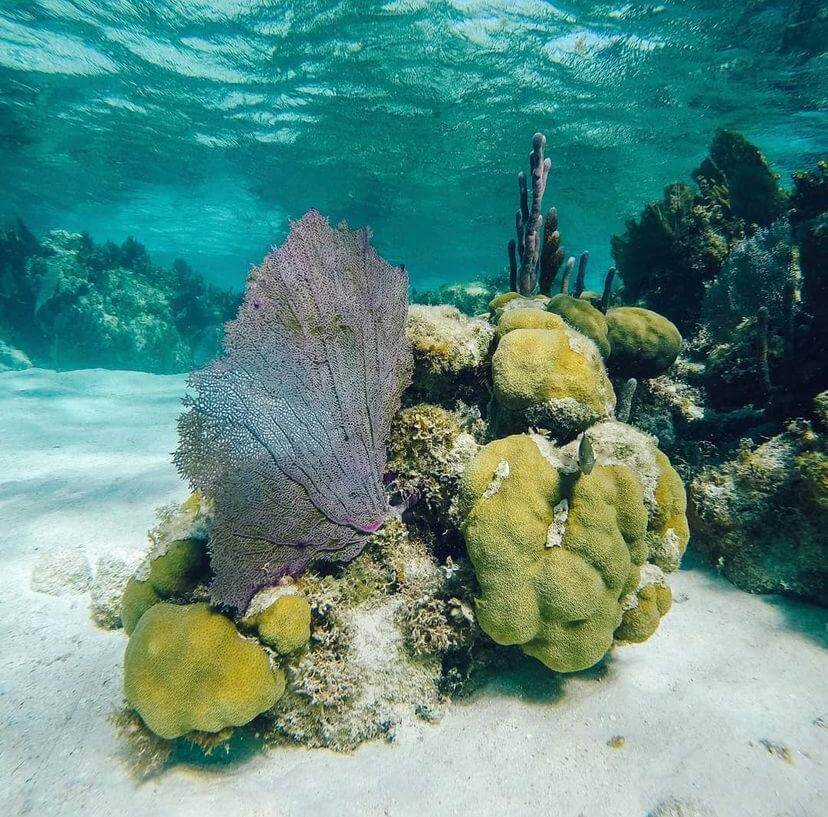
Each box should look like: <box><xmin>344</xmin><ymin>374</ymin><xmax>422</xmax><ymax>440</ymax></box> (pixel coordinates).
<box><xmin>124</xmin><ymin>602</ymin><xmax>285</xmax><ymax>739</ymax></box>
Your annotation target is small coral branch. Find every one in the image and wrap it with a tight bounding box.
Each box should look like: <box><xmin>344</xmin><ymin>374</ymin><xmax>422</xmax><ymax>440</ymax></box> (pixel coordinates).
<box><xmin>539</xmin><ymin>207</ymin><xmax>565</xmax><ymax>295</ymax></box>
<box><xmin>573</xmin><ymin>251</ymin><xmax>589</xmax><ymax>298</ymax></box>
<box><xmin>616</xmin><ymin>378</ymin><xmax>638</xmax><ymax>423</ymax></box>
<box><xmin>600</xmin><ymin>267</ymin><xmax>616</xmax><ymax>313</ymax></box>
<box><xmin>560</xmin><ymin>256</ymin><xmax>575</xmax><ymax>295</ymax></box>
<box><xmin>509</xmin><ymin>133</ymin><xmax>552</xmax><ymax>296</ymax></box>
<box><xmin>756</xmin><ymin>306</ymin><xmax>772</xmax><ymax>400</ymax></box>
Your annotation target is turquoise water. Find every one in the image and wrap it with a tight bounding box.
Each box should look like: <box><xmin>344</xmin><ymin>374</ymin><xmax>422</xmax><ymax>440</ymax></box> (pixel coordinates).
<box><xmin>1</xmin><ymin>1</ymin><xmax>825</xmax><ymax>290</ymax></box>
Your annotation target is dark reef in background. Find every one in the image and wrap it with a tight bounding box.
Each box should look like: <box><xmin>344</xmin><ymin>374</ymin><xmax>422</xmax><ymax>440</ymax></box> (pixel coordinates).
<box><xmin>612</xmin><ymin>131</ymin><xmax>827</xmax><ymax>420</ymax></box>
<box><xmin>0</xmin><ymin>221</ymin><xmax>239</xmax><ymax>373</ymax></box>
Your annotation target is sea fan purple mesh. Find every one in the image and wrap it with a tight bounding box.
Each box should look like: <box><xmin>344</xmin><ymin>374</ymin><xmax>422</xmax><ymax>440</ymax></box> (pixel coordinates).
<box><xmin>174</xmin><ymin>210</ymin><xmax>412</xmax><ymax>610</ymax></box>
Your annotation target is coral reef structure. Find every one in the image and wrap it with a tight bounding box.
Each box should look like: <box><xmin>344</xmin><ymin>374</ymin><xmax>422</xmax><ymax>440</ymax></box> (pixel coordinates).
<box><xmin>0</xmin><ymin>221</ymin><xmax>238</xmax><ymax>373</ymax></box>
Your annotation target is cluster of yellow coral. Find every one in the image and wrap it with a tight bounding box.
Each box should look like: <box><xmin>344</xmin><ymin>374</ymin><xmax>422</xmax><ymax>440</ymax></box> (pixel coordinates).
<box><xmin>120</xmin><ymin>516</ymin><xmax>312</xmax><ymax>743</ymax></box>
<box><xmin>453</xmin><ymin>294</ymin><xmax>689</xmax><ymax>673</ymax></box>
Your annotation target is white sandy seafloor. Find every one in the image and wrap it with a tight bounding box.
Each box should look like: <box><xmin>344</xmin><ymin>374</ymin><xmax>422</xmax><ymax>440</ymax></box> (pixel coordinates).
<box><xmin>0</xmin><ymin>368</ymin><xmax>825</xmax><ymax>817</ymax></box>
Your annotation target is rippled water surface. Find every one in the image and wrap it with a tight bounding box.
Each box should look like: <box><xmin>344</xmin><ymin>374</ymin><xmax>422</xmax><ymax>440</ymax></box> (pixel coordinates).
<box><xmin>1</xmin><ymin>1</ymin><xmax>825</xmax><ymax>288</ymax></box>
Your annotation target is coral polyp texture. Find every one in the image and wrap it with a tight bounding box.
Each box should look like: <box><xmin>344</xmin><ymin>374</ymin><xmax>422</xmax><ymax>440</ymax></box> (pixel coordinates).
<box><xmin>175</xmin><ymin>210</ymin><xmax>412</xmax><ymax>610</ymax></box>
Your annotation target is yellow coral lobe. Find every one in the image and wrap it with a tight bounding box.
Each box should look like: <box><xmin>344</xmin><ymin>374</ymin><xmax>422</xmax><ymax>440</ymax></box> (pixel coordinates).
<box><xmin>652</xmin><ymin>449</ymin><xmax>690</xmax><ymax>567</ymax></box>
<box><xmin>124</xmin><ymin>602</ymin><xmax>284</xmax><ymax>739</ymax></box>
<box><xmin>496</xmin><ymin>308</ymin><xmax>565</xmax><ymax>339</ymax></box>
<box><xmin>256</xmin><ymin>595</ymin><xmax>312</xmax><ymax>654</ymax></box>
<box><xmin>492</xmin><ymin>327</ymin><xmax>614</xmax><ymax>417</ymax></box>
<box><xmin>121</xmin><ymin>578</ymin><xmax>160</xmax><ymax>636</ymax></box>
<box><xmin>606</xmin><ymin>306</ymin><xmax>682</xmax><ymax>378</ymax></box>
<box><xmin>459</xmin><ymin>435</ymin><xmax>649</xmax><ymax>673</ymax></box>
<box><xmin>546</xmin><ymin>294</ymin><xmax>611</xmax><ymax>358</ymax></box>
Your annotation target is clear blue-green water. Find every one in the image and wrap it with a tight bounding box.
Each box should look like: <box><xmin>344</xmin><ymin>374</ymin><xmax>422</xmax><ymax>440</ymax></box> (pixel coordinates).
<box><xmin>1</xmin><ymin>1</ymin><xmax>825</xmax><ymax>290</ymax></box>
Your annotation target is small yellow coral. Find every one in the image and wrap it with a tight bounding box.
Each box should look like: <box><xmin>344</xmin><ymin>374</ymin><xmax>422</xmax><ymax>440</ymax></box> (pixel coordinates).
<box><xmin>255</xmin><ymin>595</ymin><xmax>312</xmax><ymax>654</ymax></box>
<box><xmin>121</xmin><ymin>578</ymin><xmax>161</xmax><ymax>636</ymax></box>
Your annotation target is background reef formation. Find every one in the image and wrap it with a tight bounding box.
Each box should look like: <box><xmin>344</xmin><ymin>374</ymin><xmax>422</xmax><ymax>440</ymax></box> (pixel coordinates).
<box><xmin>608</xmin><ymin>141</ymin><xmax>827</xmax><ymax>603</ymax></box>
<box><xmin>0</xmin><ymin>221</ymin><xmax>238</xmax><ymax>373</ymax></box>
<box><xmin>115</xmin><ymin>197</ymin><xmax>691</xmax><ymax>769</ymax></box>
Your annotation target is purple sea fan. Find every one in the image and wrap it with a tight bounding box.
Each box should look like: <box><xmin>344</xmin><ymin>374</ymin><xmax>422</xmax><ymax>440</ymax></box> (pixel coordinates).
<box><xmin>174</xmin><ymin>210</ymin><xmax>412</xmax><ymax>610</ymax></box>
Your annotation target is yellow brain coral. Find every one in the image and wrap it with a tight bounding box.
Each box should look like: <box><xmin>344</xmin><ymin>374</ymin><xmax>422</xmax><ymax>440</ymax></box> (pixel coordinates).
<box><xmin>606</xmin><ymin>306</ymin><xmax>683</xmax><ymax>378</ymax></box>
<box><xmin>546</xmin><ymin>294</ymin><xmax>611</xmax><ymax>358</ymax></box>
<box><xmin>124</xmin><ymin>602</ymin><xmax>285</xmax><ymax>739</ymax></box>
<box><xmin>253</xmin><ymin>595</ymin><xmax>312</xmax><ymax>655</ymax></box>
<box><xmin>491</xmin><ymin>324</ymin><xmax>615</xmax><ymax>438</ymax></box>
<box><xmin>458</xmin><ymin>434</ymin><xmax>651</xmax><ymax>672</ymax></box>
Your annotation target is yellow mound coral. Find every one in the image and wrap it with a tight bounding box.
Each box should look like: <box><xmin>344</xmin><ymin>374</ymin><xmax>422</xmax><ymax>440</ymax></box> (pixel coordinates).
<box><xmin>491</xmin><ymin>325</ymin><xmax>615</xmax><ymax>438</ymax></box>
<box><xmin>650</xmin><ymin>450</ymin><xmax>690</xmax><ymax>571</ymax></box>
<box><xmin>615</xmin><ymin>569</ymin><xmax>672</xmax><ymax>643</ymax></box>
<box><xmin>120</xmin><ymin>537</ymin><xmax>208</xmax><ymax>635</ymax></box>
<box><xmin>124</xmin><ymin>602</ymin><xmax>285</xmax><ymax>739</ymax></box>
<box><xmin>458</xmin><ymin>434</ymin><xmax>650</xmax><ymax>672</ymax></box>
<box><xmin>145</xmin><ymin>538</ymin><xmax>207</xmax><ymax>597</ymax></box>
<box><xmin>546</xmin><ymin>294</ymin><xmax>611</xmax><ymax>358</ymax></box>
<box><xmin>606</xmin><ymin>306</ymin><xmax>682</xmax><ymax>378</ymax></box>
<box><xmin>121</xmin><ymin>578</ymin><xmax>161</xmax><ymax>636</ymax></box>
<box><xmin>252</xmin><ymin>595</ymin><xmax>312</xmax><ymax>655</ymax></box>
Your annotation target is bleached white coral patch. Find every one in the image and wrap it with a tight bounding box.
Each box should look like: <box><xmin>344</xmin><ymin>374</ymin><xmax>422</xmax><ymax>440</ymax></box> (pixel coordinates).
<box><xmin>343</xmin><ymin>598</ymin><xmax>443</xmax><ymax>738</ymax></box>
<box><xmin>546</xmin><ymin>499</ymin><xmax>569</xmax><ymax>548</ymax></box>
<box><xmin>482</xmin><ymin>459</ymin><xmax>510</xmax><ymax>499</ymax></box>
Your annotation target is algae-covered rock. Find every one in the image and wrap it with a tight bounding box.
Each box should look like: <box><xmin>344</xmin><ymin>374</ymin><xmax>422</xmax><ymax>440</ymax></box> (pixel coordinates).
<box><xmin>607</xmin><ymin>307</ymin><xmax>682</xmax><ymax>378</ymax></box>
<box><xmin>546</xmin><ymin>293</ymin><xmax>611</xmax><ymax>358</ymax></box>
<box><xmin>490</xmin><ymin>323</ymin><xmax>615</xmax><ymax>439</ymax></box>
<box><xmin>690</xmin><ymin>422</ymin><xmax>828</xmax><ymax>605</ymax></box>
<box><xmin>405</xmin><ymin>304</ymin><xmax>493</xmax><ymax>405</ymax></box>
<box><xmin>386</xmin><ymin>403</ymin><xmax>480</xmax><ymax>528</ymax></box>
<box><xmin>457</xmin><ymin>434</ymin><xmax>652</xmax><ymax>672</ymax></box>
<box><xmin>124</xmin><ymin>602</ymin><xmax>285</xmax><ymax>739</ymax></box>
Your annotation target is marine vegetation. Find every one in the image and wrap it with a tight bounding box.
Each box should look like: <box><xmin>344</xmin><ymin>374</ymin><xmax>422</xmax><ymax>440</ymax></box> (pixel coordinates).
<box><xmin>0</xmin><ymin>221</ymin><xmax>238</xmax><ymax>373</ymax></box>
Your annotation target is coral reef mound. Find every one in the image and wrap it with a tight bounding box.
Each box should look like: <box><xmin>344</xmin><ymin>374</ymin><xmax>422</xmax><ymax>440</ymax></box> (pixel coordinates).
<box><xmin>124</xmin><ymin>602</ymin><xmax>285</xmax><ymax>739</ymax></box>
<box><xmin>457</xmin><ymin>433</ymin><xmax>671</xmax><ymax>672</ymax></box>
